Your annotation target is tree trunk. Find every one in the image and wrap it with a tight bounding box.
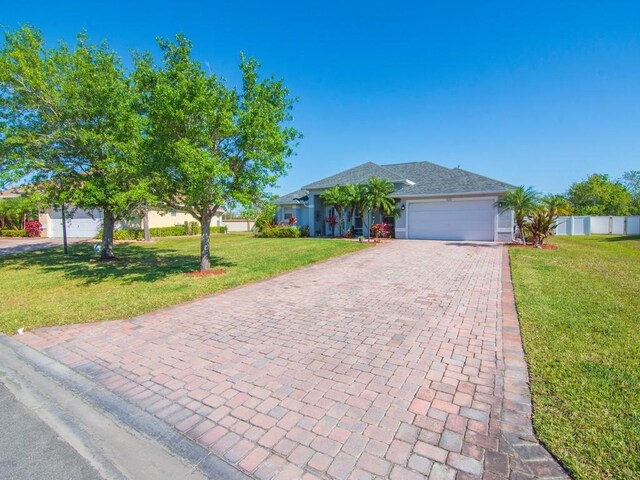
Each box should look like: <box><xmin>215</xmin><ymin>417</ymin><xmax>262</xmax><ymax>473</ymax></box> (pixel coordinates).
<box><xmin>199</xmin><ymin>211</ymin><xmax>212</xmax><ymax>271</ymax></box>
<box><xmin>101</xmin><ymin>209</ymin><xmax>116</xmax><ymax>260</ymax></box>
<box><xmin>143</xmin><ymin>204</ymin><xmax>150</xmax><ymax>242</ymax></box>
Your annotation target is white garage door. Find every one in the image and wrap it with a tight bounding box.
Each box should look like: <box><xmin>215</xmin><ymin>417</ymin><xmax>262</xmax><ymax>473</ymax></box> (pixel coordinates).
<box><xmin>408</xmin><ymin>199</ymin><xmax>495</xmax><ymax>241</ymax></box>
<box><xmin>48</xmin><ymin>209</ymin><xmax>103</xmax><ymax>238</ymax></box>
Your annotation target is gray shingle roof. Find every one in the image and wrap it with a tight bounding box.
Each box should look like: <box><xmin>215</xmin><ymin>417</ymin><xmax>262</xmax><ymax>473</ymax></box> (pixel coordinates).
<box><xmin>274</xmin><ymin>189</ymin><xmax>308</xmax><ymax>205</ymax></box>
<box><xmin>382</xmin><ymin>161</ymin><xmax>514</xmax><ymax>196</ymax></box>
<box><xmin>302</xmin><ymin>162</ymin><xmax>407</xmax><ymax>189</ymax></box>
<box><xmin>275</xmin><ymin>161</ymin><xmax>514</xmax><ymax>203</ymax></box>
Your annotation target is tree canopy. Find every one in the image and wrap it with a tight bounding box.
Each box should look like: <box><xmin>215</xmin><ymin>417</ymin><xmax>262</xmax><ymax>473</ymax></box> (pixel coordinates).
<box><xmin>621</xmin><ymin>170</ymin><xmax>640</xmax><ymax>214</ymax></box>
<box><xmin>134</xmin><ymin>35</ymin><xmax>299</xmax><ymax>270</ymax></box>
<box><xmin>0</xmin><ymin>25</ymin><xmax>146</xmax><ymax>258</ymax></box>
<box><xmin>566</xmin><ymin>174</ymin><xmax>634</xmax><ymax>216</ymax></box>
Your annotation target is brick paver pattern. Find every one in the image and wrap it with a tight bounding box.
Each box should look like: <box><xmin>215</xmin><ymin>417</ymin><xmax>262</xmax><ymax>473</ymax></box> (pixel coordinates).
<box><xmin>20</xmin><ymin>241</ymin><xmax>566</xmax><ymax>479</ymax></box>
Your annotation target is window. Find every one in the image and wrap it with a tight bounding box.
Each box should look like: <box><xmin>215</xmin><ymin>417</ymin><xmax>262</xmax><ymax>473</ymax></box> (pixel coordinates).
<box><xmin>283</xmin><ymin>207</ymin><xmax>293</xmax><ymax>220</ymax></box>
<box><xmin>170</xmin><ymin>211</ymin><xmax>177</xmax><ymax>217</ymax></box>
<box><xmin>354</xmin><ymin>212</ymin><xmax>363</xmax><ymax>235</ymax></box>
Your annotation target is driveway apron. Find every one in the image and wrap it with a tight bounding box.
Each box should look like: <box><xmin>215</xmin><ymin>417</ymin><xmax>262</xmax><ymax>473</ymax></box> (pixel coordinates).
<box><xmin>19</xmin><ymin>240</ymin><xmax>566</xmax><ymax>479</ymax></box>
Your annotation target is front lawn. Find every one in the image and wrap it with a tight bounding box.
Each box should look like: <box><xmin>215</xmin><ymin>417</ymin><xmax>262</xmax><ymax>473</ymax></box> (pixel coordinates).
<box><xmin>0</xmin><ymin>234</ymin><xmax>368</xmax><ymax>335</ymax></box>
<box><xmin>510</xmin><ymin>235</ymin><xmax>640</xmax><ymax>480</ymax></box>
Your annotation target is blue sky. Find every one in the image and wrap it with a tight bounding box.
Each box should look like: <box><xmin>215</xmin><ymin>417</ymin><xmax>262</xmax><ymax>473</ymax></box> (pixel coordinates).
<box><xmin>2</xmin><ymin>1</ymin><xmax>639</xmax><ymax>196</ymax></box>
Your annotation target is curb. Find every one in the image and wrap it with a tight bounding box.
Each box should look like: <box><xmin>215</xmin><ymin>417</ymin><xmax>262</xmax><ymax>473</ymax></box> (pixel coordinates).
<box><xmin>0</xmin><ymin>334</ymin><xmax>250</xmax><ymax>480</ymax></box>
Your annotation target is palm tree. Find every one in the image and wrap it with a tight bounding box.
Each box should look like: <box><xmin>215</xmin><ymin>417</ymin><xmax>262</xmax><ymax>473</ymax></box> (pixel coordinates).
<box><xmin>345</xmin><ymin>184</ymin><xmax>368</xmax><ymax>237</ymax></box>
<box><xmin>364</xmin><ymin>177</ymin><xmax>397</xmax><ymax>240</ymax></box>
<box><xmin>365</xmin><ymin>177</ymin><xmax>396</xmax><ymax>215</ymax></box>
<box><xmin>321</xmin><ymin>185</ymin><xmax>346</xmax><ymax>236</ymax></box>
<box><xmin>496</xmin><ymin>186</ymin><xmax>540</xmax><ymax>244</ymax></box>
<box><xmin>542</xmin><ymin>194</ymin><xmax>572</xmax><ymax>216</ymax></box>
<box><xmin>342</xmin><ymin>184</ymin><xmax>363</xmax><ymax>234</ymax></box>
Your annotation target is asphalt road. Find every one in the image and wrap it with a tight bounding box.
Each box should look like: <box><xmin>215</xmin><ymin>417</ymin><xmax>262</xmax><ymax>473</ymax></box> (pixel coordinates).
<box><xmin>0</xmin><ymin>237</ymin><xmax>87</xmax><ymax>255</ymax></box>
<box><xmin>0</xmin><ymin>381</ymin><xmax>103</xmax><ymax>480</ymax></box>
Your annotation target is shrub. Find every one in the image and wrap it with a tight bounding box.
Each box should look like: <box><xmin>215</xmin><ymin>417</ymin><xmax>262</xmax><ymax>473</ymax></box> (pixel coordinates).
<box><xmin>184</xmin><ymin>221</ymin><xmax>198</xmax><ymax>235</ymax></box>
<box><xmin>298</xmin><ymin>225</ymin><xmax>310</xmax><ymax>237</ymax></box>
<box><xmin>259</xmin><ymin>226</ymin><xmax>300</xmax><ymax>238</ymax></box>
<box><xmin>0</xmin><ymin>228</ymin><xmax>27</xmax><ymax>237</ymax></box>
<box><xmin>24</xmin><ymin>220</ymin><xmax>42</xmax><ymax>237</ymax></box>
<box><xmin>525</xmin><ymin>207</ymin><xmax>559</xmax><ymax>247</ymax></box>
<box><xmin>116</xmin><ymin>228</ymin><xmax>144</xmax><ymax>240</ymax></box>
<box><xmin>190</xmin><ymin>225</ymin><xmax>228</xmax><ymax>234</ymax></box>
<box><xmin>97</xmin><ymin>224</ymin><xmax>227</xmax><ymax>240</ymax></box>
<box><xmin>149</xmin><ymin>225</ymin><xmax>186</xmax><ymax>237</ymax></box>
<box><xmin>288</xmin><ymin>216</ymin><xmax>297</xmax><ymax>226</ymax></box>
<box><xmin>371</xmin><ymin>222</ymin><xmax>393</xmax><ymax>240</ymax></box>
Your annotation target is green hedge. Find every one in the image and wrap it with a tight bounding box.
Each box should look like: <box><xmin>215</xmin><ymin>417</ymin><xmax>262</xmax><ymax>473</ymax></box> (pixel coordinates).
<box><xmin>259</xmin><ymin>226</ymin><xmax>301</xmax><ymax>238</ymax></box>
<box><xmin>150</xmin><ymin>225</ymin><xmax>186</xmax><ymax>237</ymax></box>
<box><xmin>97</xmin><ymin>225</ymin><xmax>228</xmax><ymax>240</ymax></box>
<box><xmin>0</xmin><ymin>229</ymin><xmax>27</xmax><ymax>237</ymax></box>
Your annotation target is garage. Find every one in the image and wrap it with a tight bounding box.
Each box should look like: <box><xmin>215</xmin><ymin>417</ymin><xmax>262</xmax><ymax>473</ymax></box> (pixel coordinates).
<box><xmin>407</xmin><ymin>199</ymin><xmax>496</xmax><ymax>241</ymax></box>
<box><xmin>47</xmin><ymin>208</ymin><xmax>103</xmax><ymax>238</ymax></box>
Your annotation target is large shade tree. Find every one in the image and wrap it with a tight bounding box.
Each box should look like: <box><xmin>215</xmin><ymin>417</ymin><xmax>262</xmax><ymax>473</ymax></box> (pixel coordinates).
<box><xmin>135</xmin><ymin>35</ymin><xmax>299</xmax><ymax>271</ymax></box>
<box><xmin>0</xmin><ymin>26</ymin><xmax>146</xmax><ymax>259</ymax></box>
<box><xmin>567</xmin><ymin>174</ymin><xmax>633</xmax><ymax>216</ymax></box>
<box><xmin>621</xmin><ymin>170</ymin><xmax>640</xmax><ymax>214</ymax></box>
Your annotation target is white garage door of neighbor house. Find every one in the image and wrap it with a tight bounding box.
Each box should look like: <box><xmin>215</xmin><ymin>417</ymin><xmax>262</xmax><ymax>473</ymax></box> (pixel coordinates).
<box><xmin>407</xmin><ymin>199</ymin><xmax>495</xmax><ymax>241</ymax></box>
<box><xmin>48</xmin><ymin>209</ymin><xmax>103</xmax><ymax>238</ymax></box>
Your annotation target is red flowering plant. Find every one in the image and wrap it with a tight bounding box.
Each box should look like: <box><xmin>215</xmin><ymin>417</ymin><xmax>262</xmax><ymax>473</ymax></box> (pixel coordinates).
<box><xmin>25</xmin><ymin>220</ymin><xmax>42</xmax><ymax>237</ymax></box>
<box><xmin>288</xmin><ymin>215</ymin><xmax>297</xmax><ymax>226</ymax></box>
<box><xmin>324</xmin><ymin>215</ymin><xmax>338</xmax><ymax>235</ymax></box>
<box><xmin>370</xmin><ymin>222</ymin><xmax>392</xmax><ymax>241</ymax></box>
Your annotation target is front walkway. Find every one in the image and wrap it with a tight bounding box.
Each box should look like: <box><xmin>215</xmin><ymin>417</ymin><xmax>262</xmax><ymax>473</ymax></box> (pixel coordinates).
<box><xmin>19</xmin><ymin>240</ymin><xmax>566</xmax><ymax>479</ymax></box>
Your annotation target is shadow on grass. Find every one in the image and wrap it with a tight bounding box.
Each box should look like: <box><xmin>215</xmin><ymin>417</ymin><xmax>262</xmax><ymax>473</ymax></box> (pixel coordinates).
<box><xmin>0</xmin><ymin>242</ymin><xmax>236</xmax><ymax>285</ymax></box>
<box><xmin>602</xmin><ymin>235</ymin><xmax>640</xmax><ymax>242</ymax></box>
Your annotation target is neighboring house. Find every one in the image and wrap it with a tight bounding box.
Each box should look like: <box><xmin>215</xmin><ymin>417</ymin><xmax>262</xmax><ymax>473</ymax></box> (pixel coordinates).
<box><xmin>274</xmin><ymin>161</ymin><xmax>515</xmax><ymax>242</ymax></box>
<box><xmin>40</xmin><ymin>207</ymin><xmax>225</xmax><ymax>238</ymax></box>
<box><xmin>0</xmin><ymin>188</ymin><xmax>22</xmax><ymax>199</ymax></box>
<box><xmin>2</xmin><ymin>187</ymin><xmax>230</xmax><ymax>238</ymax></box>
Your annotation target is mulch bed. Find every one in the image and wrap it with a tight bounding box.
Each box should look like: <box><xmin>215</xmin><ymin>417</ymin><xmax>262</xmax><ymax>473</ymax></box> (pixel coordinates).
<box><xmin>509</xmin><ymin>242</ymin><xmax>558</xmax><ymax>250</ymax></box>
<box><xmin>185</xmin><ymin>269</ymin><xmax>227</xmax><ymax>277</ymax></box>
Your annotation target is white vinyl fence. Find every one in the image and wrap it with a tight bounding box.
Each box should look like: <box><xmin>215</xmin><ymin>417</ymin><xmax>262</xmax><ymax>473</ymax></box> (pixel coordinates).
<box><xmin>222</xmin><ymin>219</ymin><xmax>255</xmax><ymax>232</ymax></box>
<box><xmin>554</xmin><ymin>216</ymin><xmax>640</xmax><ymax>236</ymax></box>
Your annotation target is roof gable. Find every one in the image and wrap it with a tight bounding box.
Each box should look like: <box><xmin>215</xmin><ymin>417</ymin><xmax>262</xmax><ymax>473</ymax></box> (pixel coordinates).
<box><xmin>383</xmin><ymin>161</ymin><xmax>514</xmax><ymax>196</ymax></box>
<box><xmin>274</xmin><ymin>189</ymin><xmax>308</xmax><ymax>205</ymax></box>
<box><xmin>302</xmin><ymin>162</ymin><xmax>406</xmax><ymax>189</ymax></box>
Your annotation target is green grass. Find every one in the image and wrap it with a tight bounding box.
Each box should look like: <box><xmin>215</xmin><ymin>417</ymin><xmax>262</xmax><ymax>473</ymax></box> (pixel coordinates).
<box><xmin>509</xmin><ymin>235</ymin><xmax>640</xmax><ymax>480</ymax></box>
<box><xmin>0</xmin><ymin>234</ymin><xmax>368</xmax><ymax>335</ymax></box>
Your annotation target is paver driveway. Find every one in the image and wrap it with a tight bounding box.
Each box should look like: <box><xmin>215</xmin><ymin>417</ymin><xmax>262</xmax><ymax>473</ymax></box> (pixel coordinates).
<box><xmin>20</xmin><ymin>241</ymin><xmax>565</xmax><ymax>479</ymax></box>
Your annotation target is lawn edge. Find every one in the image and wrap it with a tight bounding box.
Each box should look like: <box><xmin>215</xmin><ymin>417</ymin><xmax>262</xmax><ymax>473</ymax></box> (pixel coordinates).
<box><xmin>503</xmin><ymin>245</ymin><xmax>571</xmax><ymax>479</ymax></box>
<box><xmin>14</xmin><ymin>239</ymin><xmax>374</xmax><ymax>336</ymax></box>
